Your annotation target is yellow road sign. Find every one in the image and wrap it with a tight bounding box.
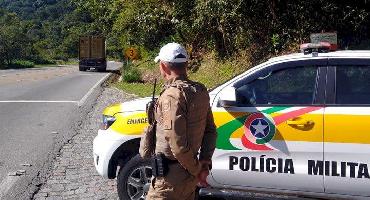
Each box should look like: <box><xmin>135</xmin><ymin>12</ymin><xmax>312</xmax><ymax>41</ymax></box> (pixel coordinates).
<box><xmin>125</xmin><ymin>47</ymin><xmax>138</xmax><ymax>60</ymax></box>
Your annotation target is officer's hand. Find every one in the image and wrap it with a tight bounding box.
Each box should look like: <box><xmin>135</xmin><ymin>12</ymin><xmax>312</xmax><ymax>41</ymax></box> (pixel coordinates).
<box><xmin>200</xmin><ymin>160</ymin><xmax>212</xmax><ymax>170</ymax></box>
<box><xmin>197</xmin><ymin>160</ymin><xmax>211</xmax><ymax>187</ymax></box>
<box><xmin>197</xmin><ymin>169</ymin><xmax>209</xmax><ymax>187</ymax></box>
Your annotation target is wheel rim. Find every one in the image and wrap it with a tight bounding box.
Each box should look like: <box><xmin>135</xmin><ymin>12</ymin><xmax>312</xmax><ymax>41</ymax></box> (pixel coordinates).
<box><xmin>127</xmin><ymin>166</ymin><xmax>152</xmax><ymax>200</ymax></box>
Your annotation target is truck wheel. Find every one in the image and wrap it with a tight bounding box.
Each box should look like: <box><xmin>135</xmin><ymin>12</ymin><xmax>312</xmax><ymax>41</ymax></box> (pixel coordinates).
<box><xmin>79</xmin><ymin>67</ymin><xmax>87</xmax><ymax>71</ymax></box>
<box><xmin>117</xmin><ymin>155</ymin><xmax>152</xmax><ymax>200</ymax></box>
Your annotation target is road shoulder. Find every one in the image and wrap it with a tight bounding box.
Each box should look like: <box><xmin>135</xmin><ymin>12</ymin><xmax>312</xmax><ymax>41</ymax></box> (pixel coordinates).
<box><xmin>33</xmin><ymin>87</ymin><xmax>136</xmax><ymax>200</ymax></box>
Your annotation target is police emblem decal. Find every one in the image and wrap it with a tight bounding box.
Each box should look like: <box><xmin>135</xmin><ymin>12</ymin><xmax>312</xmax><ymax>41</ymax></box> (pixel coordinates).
<box><xmin>216</xmin><ymin>106</ymin><xmax>323</xmax><ymax>151</ymax></box>
<box><xmin>242</xmin><ymin>112</ymin><xmax>276</xmax><ymax>150</ymax></box>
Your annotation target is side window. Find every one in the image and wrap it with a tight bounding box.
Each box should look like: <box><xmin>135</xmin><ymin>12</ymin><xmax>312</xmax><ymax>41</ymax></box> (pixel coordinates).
<box><xmin>336</xmin><ymin>66</ymin><xmax>370</xmax><ymax>104</ymax></box>
<box><xmin>235</xmin><ymin>66</ymin><xmax>318</xmax><ymax>106</ymax></box>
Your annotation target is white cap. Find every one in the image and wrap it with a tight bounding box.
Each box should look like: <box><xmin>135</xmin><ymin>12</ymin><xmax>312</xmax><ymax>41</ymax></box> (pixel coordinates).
<box><xmin>154</xmin><ymin>42</ymin><xmax>188</xmax><ymax>63</ymax></box>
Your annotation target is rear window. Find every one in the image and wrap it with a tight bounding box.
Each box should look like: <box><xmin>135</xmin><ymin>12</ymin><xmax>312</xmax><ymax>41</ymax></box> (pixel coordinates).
<box><xmin>336</xmin><ymin>66</ymin><xmax>370</xmax><ymax>105</ymax></box>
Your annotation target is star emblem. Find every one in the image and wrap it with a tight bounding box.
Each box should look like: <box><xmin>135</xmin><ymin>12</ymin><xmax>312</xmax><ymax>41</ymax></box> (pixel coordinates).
<box><xmin>243</xmin><ymin>112</ymin><xmax>276</xmax><ymax>149</ymax></box>
<box><xmin>250</xmin><ymin>119</ymin><xmax>269</xmax><ymax>138</ymax></box>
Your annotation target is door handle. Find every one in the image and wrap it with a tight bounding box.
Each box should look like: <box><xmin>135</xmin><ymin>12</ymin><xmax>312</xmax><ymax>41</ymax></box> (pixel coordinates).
<box><xmin>286</xmin><ymin>119</ymin><xmax>314</xmax><ymax>127</ymax></box>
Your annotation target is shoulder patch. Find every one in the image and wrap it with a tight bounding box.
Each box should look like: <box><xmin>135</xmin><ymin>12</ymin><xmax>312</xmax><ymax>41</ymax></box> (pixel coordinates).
<box><xmin>162</xmin><ymin>99</ymin><xmax>170</xmax><ymax>111</ymax></box>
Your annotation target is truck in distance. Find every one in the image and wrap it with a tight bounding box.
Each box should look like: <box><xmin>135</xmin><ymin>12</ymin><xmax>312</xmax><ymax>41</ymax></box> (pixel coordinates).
<box><xmin>79</xmin><ymin>36</ymin><xmax>107</xmax><ymax>72</ymax></box>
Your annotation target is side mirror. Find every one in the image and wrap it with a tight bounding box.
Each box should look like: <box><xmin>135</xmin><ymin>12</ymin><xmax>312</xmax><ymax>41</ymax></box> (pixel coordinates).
<box><xmin>217</xmin><ymin>86</ymin><xmax>237</xmax><ymax>107</ymax></box>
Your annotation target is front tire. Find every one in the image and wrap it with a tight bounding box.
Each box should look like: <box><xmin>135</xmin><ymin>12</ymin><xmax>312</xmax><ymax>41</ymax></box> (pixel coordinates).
<box><xmin>117</xmin><ymin>155</ymin><xmax>152</xmax><ymax>200</ymax></box>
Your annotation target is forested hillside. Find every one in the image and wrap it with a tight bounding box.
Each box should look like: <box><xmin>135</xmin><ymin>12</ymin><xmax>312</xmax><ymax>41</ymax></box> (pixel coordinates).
<box><xmin>1</xmin><ymin>0</ymin><xmax>88</xmax><ymax>66</ymax></box>
<box><xmin>1</xmin><ymin>0</ymin><xmax>370</xmax><ymax>71</ymax></box>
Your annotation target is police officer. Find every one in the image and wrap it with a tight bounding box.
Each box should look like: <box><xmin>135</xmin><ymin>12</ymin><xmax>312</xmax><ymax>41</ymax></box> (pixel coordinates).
<box><xmin>144</xmin><ymin>43</ymin><xmax>217</xmax><ymax>200</ymax></box>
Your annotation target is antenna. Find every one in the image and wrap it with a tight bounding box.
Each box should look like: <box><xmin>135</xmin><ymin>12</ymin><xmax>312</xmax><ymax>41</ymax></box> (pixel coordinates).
<box><xmin>152</xmin><ymin>79</ymin><xmax>157</xmax><ymax>101</ymax></box>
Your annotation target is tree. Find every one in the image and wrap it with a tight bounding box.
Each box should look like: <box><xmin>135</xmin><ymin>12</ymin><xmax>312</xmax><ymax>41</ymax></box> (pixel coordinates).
<box><xmin>0</xmin><ymin>10</ymin><xmax>31</xmax><ymax>67</ymax></box>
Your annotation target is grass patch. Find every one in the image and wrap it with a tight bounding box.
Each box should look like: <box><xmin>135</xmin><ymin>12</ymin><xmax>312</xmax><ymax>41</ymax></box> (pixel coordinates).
<box><xmin>1</xmin><ymin>59</ymin><xmax>80</xmax><ymax>70</ymax></box>
<box><xmin>55</xmin><ymin>59</ymin><xmax>78</xmax><ymax>65</ymax></box>
<box><xmin>122</xmin><ymin>64</ymin><xmax>142</xmax><ymax>83</ymax></box>
<box><xmin>114</xmin><ymin>81</ymin><xmax>162</xmax><ymax>97</ymax></box>
<box><xmin>4</xmin><ymin>60</ymin><xmax>35</xmax><ymax>69</ymax></box>
<box><xmin>190</xmin><ymin>51</ymin><xmax>251</xmax><ymax>90</ymax></box>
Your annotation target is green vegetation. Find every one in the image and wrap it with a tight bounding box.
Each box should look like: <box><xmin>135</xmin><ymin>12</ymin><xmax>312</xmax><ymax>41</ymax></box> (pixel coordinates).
<box><xmin>6</xmin><ymin>60</ymin><xmax>35</xmax><ymax>69</ymax></box>
<box><xmin>189</xmin><ymin>51</ymin><xmax>251</xmax><ymax>89</ymax></box>
<box><xmin>0</xmin><ymin>0</ymin><xmax>108</xmax><ymax>68</ymax></box>
<box><xmin>118</xmin><ymin>51</ymin><xmax>250</xmax><ymax>97</ymax></box>
<box><xmin>122</xmin><ymin>64</ymin><xmax>142</xmax><ymax>83</ymax></box>
<box><xmin>1</xmin><ymin>1</ymin><xmax>370</xmax><ymax>94</ymax></box>
<box><xmin>115</xmin><ymin>82</ymin><xmax>160</xmax><ymax>98</ymax></box>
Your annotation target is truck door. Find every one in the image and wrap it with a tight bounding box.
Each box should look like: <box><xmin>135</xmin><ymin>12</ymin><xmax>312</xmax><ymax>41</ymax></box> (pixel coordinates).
<box><xmin>324</xmin><ymin>59</ymin><xmax>370</xmax><ymax>197</ymax></box>
<box><xmin>210</xmin><ymin>60</ymin><xmax>327</xmax><ymax>192</ymax></box>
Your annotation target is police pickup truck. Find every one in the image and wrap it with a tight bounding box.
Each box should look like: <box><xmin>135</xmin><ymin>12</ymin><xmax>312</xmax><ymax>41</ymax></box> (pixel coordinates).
<box><xmin>93</xmin><ymin>44</ymin><xmax>370</xmax><ymax>200</ymax></box>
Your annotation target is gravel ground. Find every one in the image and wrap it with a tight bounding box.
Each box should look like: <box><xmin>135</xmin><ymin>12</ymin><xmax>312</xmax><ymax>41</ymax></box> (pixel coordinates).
<box><xmin>33</xmin><ymin>87</ymin><xmax>136</xmax><ymax>200</ymax></box>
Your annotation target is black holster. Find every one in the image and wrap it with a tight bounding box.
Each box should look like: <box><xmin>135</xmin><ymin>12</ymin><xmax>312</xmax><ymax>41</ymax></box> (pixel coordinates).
<box><xmin>151</xmin><ymin>153</ymin><xmax>178</xmax><ymax>177</ymax></box>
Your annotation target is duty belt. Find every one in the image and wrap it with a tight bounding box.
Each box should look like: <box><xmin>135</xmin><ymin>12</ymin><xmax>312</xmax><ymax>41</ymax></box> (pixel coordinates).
<box><xmin>152</xmin><ymin>153</ymin><xmax>178</xmax><ymax>177</ymax></box>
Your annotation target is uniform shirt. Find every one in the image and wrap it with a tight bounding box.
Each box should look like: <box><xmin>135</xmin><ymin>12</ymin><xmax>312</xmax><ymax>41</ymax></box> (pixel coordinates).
<box><xmin>154</xmin><ymin>75</ymin><xmax>217</xmax><ymax>176</ymax></box>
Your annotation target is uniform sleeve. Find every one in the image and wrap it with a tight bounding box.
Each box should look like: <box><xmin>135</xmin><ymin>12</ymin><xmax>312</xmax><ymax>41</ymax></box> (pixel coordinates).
<box><xmin>199</xmin><ymin>107</ymin><xmax>217</xmax><ymax>161</ymax></box>
<box><xmin>162</xmin><ymin>88</ymin><xmax>201</xmax><ymax>176</ymax></box>
<box><xmin>139</xmin><ymin>124</ymin><xmax>156</xmax><ymax>159</ymax></box>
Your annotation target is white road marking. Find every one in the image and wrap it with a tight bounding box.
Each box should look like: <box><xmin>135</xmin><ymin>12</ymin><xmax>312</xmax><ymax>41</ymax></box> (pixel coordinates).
<box><xmin>0</xmin><ymin>100</ymin><xmax>78</xmax><ymax>103</ymax></box>
<box><xmin>77</xmin><ymin>73</ymin><xmax>111</xmax><ymax>107</ymax></box>
<box><xmin>0</xmin><ymin>176</ymin><xmax>20</xmax><ymax>199</ymax></box>
<box><xmin>0</xmin><ymin>72</ymin><xmax>111</xmax><ymax>106</ymax></box>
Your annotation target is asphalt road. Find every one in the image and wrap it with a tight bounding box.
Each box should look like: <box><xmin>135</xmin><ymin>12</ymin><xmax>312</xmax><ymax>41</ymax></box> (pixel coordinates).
<box><xmin>0</xmin><ymin>62</ymin><xmax>120</xmax><ymax>199</ymax></box>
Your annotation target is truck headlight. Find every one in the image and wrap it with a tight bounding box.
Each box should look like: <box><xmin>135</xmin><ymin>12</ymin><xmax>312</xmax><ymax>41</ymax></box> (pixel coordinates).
<box><xmin>102</xmin><ymin>115</ymin><xmax>116</xmax><ymax>130</ymax></box>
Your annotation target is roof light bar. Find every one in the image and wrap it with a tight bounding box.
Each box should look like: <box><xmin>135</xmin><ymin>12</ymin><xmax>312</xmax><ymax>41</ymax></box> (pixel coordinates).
<box><xmin>300</xmin><ymin>42</ymin><xmax>331</xmax><ymax>55</ymax></box>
